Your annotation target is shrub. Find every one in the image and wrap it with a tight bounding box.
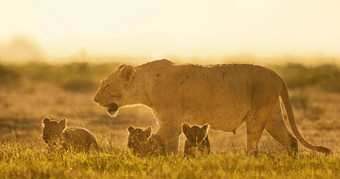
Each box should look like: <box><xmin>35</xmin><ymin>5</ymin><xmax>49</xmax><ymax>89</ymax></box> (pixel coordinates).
<box><xmin>310</xmin><ymin>64</ymin><xmax>340</xmax><ymax>92</ymax></box>
<box><xmin>62</xmin><ymin>78</ymin><xmax>98</xmax><ymax>92</ymax></box>
<box><xmin>273</xmin><ymin>63</ymin><xmax>340</xmax><ymax>93</ymax></box>
<box><xmin>290</xmin><ymin>91</ymin><xmax>309</xmax><ymax>110</ymax></box>
<box><xmin>0</xmin><ymin>64</ymin><xmax>21</xmax><ymax>88</ymax></box>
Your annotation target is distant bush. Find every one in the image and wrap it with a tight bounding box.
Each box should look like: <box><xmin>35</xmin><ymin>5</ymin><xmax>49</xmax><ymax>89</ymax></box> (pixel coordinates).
<box><xmin>0</xmin><ymin>64</ymin><xmax>21</xmax><ymax>88</ymax></box>
<box><xmin>2</xmin><ymin>61</ymin><xmax>340</xmax><ymax>93</ymax></box>
<box><xmin>311</xmin><ymin>64</ymin><xmax>340</xmax><ymax>92</ymax></box>
<box><xmin>273</xmin><ymin>63</ymin><xmax>340</xmax><ymax>93</ymax></box>
<box><xmin>290</xmin><ymin>91</ymin><xmax>309</xmax><ymax>110</ymax></box>
<box><xmin>3</xmin><ymin>62</ymin><xmax>119</xmax><ymax>92</ymax></box>
<box><xmin>62</xmin><ymin>78</ymin><xmax>98</xmax><ymax>92</ymax></box>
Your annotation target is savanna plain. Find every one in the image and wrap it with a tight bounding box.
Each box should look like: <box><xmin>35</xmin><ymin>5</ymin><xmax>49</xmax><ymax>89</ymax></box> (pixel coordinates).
<box><xmin>0</xmin><ymin>58</ymin><xmax>340</xmax><ymax>178</ymax></box>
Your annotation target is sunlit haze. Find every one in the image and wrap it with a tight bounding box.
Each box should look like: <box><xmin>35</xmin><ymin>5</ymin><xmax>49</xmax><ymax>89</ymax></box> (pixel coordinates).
<box><xmin>1</xmin><ymin>0</ymin><xmax>340</xmax><ymax>63</ymax></box>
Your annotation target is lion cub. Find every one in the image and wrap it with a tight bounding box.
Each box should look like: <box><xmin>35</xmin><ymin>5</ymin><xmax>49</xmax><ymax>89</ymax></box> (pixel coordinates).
<box><xmin>127</xmin><ymin>126</ymin><xmax>165</xmax><ymax>156</ymax></box>
<box><xmin>182</xmin><ymin>123</ymin><xmax>210</xmax><ymax>157</ymax></box>
<box><xmin>42</xmin><ymin>117</ymin><xmax>99</xmax><ymax>152</ymax></box>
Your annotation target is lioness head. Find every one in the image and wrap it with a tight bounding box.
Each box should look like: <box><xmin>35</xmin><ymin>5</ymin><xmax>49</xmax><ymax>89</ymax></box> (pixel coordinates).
<box><xmin>94</xmin><ymin>64</ymin><xmax>136</xmax><ymax>116</ymax></box>
<box><xmin>182</xmin><ymin>123</ymin><xmax>209</xmax><ymax>147</ymax></box>
<box><xmin>42</xmin><ymin>117</ymin><xmax>66</xmax><ymax>146</ymax></box>
<box><xmin>127</xmin><ymin>126</ymin><xmax>151</xmax><ymax>154</ymax></box>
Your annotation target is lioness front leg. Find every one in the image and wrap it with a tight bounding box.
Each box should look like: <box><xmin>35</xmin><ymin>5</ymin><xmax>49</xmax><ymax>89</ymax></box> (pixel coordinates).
<box><xmin>156</xmin><ymin>126</ymin><xmax>181</xmax><ymax>154</ymax></box>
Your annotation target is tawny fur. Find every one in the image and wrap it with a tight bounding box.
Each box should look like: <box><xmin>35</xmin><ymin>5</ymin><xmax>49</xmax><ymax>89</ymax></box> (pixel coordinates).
<box><xmin>127</xmin><ymin>126</ymin><xmax>165</xmax><ymax>156</ymax></box>
<box><xmin>42</xmin><ymin>117</ymin><xmax>99</xmax><ymax>152</ymax></box>
<box><xmin>94</xmin><ymin>59</ymin><xmax>331</xmax><ymax>155</ymax></box>
<box><xmin>182</xmin><ymin>123</ymin><xmax>210</xmax><ymax>157</ymax></box>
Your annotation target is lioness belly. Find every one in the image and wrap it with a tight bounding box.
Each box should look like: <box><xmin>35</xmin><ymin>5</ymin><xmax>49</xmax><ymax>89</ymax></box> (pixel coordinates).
<box><xmin>183</xmin><ymin>104</ymin><xmax>251</xmax><ymax>132</ymax></box>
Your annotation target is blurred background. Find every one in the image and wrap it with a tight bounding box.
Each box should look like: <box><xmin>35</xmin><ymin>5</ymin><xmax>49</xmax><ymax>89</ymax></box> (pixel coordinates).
<box><xmin>0</xmin><ymin>0</ymin><xmax>339</xmax><ymax>153</ymax></box>
<box><xmin>1</xmin><ymin>0</ymin><xmax>340</xmax><ymax>64</ymax></box>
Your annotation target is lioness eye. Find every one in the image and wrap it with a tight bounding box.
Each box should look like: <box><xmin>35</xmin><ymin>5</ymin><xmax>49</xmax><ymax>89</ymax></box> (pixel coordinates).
<box><xmin>112</xmin><ymin>93</ymin><xmax>122</xmax><ymax>98</ymax></box>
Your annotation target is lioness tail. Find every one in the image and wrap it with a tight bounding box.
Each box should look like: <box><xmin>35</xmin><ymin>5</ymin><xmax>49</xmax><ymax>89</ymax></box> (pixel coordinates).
<box><xmin>280</xmin><ymin>80</ymin><xmax>331</xmax><ymax>154</ymax></box>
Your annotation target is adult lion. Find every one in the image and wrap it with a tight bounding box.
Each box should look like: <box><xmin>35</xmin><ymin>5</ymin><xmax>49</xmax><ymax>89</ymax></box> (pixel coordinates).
<box><xmin>94</xmin><ymin>59</ymin><xmax>331</xmax><ymax>155</ymax></box>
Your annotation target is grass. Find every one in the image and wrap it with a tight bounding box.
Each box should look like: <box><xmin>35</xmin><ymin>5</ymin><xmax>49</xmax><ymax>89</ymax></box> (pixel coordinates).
<box><xmin>0</xmin><ymin>142</ymin><xmax>339</xmax><ymax>178</ymax></box>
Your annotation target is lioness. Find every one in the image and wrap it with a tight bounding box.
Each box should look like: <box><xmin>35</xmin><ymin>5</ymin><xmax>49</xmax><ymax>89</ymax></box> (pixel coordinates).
<box><xmin>42</xmin><ymin>117</ymin><xmax>99</xmax><ymax>152</ymax></box>
<box><xmin>94</xmin><ymin>59</ymin><xmax>331</xmax><ymax>155</ymax></box>
<box><xmin>182</xmin><ymin>123</ymin><xmax>210</xmax><ymax>157</ymax></box>
<box><xmin>127</xmin><ymin>126</ymin><xmax>165</xmax><ymax>156</ymax></box>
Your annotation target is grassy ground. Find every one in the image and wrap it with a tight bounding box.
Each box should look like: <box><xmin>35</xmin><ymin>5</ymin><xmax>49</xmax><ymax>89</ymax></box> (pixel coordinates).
<box><xmin>0</xmin><ymin>61</ymin><xmax>340</xmax><ymax>178</ymax></box>
<box><xmin>0</xmin><ymin>142</ymin><xmax>339</xmax><ymax>178</ymax></box>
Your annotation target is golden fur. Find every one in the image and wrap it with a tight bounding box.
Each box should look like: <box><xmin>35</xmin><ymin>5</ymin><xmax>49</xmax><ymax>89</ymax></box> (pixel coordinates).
<box><xmin>127</xmin><ymin>126</ymin><xmax>165</xmax><ymax>156</ymax></box>
<box><xmin>42</xmin><ymin>117</ymin><xmax>99</xmax><ymax>152</ymax></box>
<box><xmin>182</xmin><ymin>123</ymin><xmax>210</xmax><ymax>157</ymax></box>
<box><xmin>94</xmin><ymin>59</ymin><xmax>331</xmax><ymax>155</ymax></box>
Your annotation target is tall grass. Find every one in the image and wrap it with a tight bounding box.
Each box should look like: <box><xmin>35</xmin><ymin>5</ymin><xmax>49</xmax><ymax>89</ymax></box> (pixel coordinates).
<box><xmin>0</xmin><ymin>142</ymin><xmax>339</xmax><ymax>178</ymax></box>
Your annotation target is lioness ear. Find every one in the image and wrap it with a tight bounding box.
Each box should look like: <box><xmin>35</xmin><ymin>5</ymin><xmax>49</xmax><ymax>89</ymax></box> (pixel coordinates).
<box><xmin>182</xmin><ymin>123</ymin><xmax>190</xmax><ymax>134</ymax></box>
<box><xmin>144</xmin><ymin>127</ymin><xmax>152</xmax><ymax>138</ymax></box>
<box><xmin>59</xmin><ymin>119</ymin><xmax>67</xmax><ymax>128</ymax></box>
<box><xmin>42</xmin><ymin>117</ymin><xmax>51</xmax><ymax>125</ymax></box>
<box><xmin>128</xmin><ymin>126</ymin><xmax>135</xmax><ymax>133</ymax></box>
<box><xmin>119</xmin><ymin>65</ymin><xmax>136</xmax><ymax>83</ymax></box>
<box><xmin>201</xmin><ymin>124</ymin><xmax>209</xmax><ymax>135</ymax></box>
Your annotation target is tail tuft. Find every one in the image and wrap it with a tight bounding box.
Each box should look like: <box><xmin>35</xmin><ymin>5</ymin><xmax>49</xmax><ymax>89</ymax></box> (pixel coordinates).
<box><xmin>318</xmin><ymin>146</ymin><xmax>332</xmax><ymax>155</ymax></box>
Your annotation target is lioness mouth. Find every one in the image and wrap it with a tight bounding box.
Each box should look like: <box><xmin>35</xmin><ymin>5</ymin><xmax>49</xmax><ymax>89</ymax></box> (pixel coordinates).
<box><xmin>107</xmin><ymin>103</ymin><xmax>119</xmax><ymax>115</ymax></box>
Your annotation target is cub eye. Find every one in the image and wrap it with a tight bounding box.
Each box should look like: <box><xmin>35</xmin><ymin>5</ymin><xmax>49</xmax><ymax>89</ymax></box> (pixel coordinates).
<box><xmin>188</xmin><ymin>135</ymin><xmax>194</xmax><ymax>140</ymax></box>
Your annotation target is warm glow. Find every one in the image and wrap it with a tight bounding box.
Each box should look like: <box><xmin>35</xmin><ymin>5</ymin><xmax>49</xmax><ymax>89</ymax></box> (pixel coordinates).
<box><xmin>1</xmin><ymin>0</ymin><xmax>340</xmax><ymax>63</ymax></box>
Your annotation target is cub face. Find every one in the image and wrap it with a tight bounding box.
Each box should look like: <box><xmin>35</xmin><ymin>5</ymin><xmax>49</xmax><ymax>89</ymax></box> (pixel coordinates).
<box><xmin>127</xmin><ymin>126</ymin><xmax>151</xmax><ymax>155</ymax></box>
<box><xmin>42</xmin><ymin>117</ymin><xmax>66</xmax><ymax>146</ymax></box>
<box><xmin>182</xmin><ymin>123</ymin><xmax>209</xmax><ymax>146</ymax></box>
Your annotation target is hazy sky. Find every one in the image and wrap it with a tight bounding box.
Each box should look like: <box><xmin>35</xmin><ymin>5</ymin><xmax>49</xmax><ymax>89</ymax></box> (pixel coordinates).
<box><xmin>1</xmin><ymin>0</ymin><xmax>340</xmax><ymax>61</ymax></box>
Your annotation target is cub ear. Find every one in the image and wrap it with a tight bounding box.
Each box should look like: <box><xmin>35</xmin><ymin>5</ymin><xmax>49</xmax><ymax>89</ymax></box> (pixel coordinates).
<box><xmin>59</xmin><ymin>119</ymin><xmax>67</xmax><ymax>128</ymax></box>
<box><xmin>144</xmin><ymin>127</ymin><xmax>152</xmax><ymax>138</ymax></box>
<box><xmin>182</xmin><ymin>122</ymin><xmax>190</xmax><ymax>134</ymax></box>
<box><xmin>119</xmin><ymin>65</ymin><xmax>136</xmax><ymax>83</ymax></box>
<box><xmin>42</xmin><ymin>117</ymin><xmax>51</xmax><ymax>125</ymax></box>
<box><xmin>117</xmin><ymin>64</ymin><xmax>127</xmax><ymax>70</ymax></box>
<box><xmin>201</xmin><ymin>124</ymin><xmax>209</xmax><ymax>135</ymax></box>
<box><xmin>128</xmin><ymin>126</ymin><xmax>135</xmax><ymax>133</ymax></box>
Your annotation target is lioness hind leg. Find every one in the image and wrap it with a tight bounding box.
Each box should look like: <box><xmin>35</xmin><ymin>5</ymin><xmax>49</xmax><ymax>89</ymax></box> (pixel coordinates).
<box><xmin>265</xmin><ymin>102</ymin><xmax>298</xmax><ymax>155</ymax></box>
<box><xmin>246</xmin><ymin>103</ymin><xmax>276</xmax><ymax>156</ymax></box>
